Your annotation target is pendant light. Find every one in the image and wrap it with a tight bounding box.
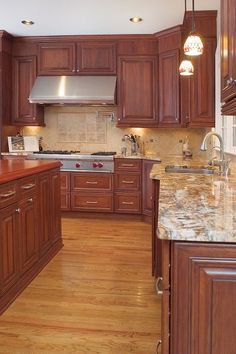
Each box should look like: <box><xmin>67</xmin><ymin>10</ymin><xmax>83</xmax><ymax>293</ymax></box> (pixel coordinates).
<box><xmin>179</xmin><ymin>60</ymin><xmax>194</xmax><ymax>76</ymax></box>
<box><xmin>183</xmin><ymin>0</ymin><xmax>203</xmax><ymax>56</ymax></box>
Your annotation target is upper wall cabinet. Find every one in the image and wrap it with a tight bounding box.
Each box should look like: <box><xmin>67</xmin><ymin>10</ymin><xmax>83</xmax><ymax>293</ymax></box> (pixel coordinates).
<box><xmin>117</xmin><ymin>56</ymin><xmax>157</xmax><ymax>127</ymax></box>
<box><xmin>221</xmin><ymin>0</ymin><xmax>236</xmax><ymax>114</ymax></box>
<box><xmin>157</xmin><ymin>27</ymin><xmax>182</xmax><ymax>127</ymax></box>
<box><xmin>12</xmin><ymin>56</ymin><xmax>44</xmax><ymax>126</ymax></box>
<box><xmin>38</xmin><ymin>41</ymin><xmax>116</xmax><ymax>76</ymax></box>
<box><xmin>181</xmin><ymin>11</ymin><xmax>217</xmax><ymax>127</ymax></box>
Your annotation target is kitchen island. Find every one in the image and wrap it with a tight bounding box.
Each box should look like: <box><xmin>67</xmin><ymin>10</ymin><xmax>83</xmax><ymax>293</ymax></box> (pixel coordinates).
<box><xmin>0</xmin><ymin>159</ymin><xmax>63</xmax><ymax>314</ymax></box>
<box><xmin>151</xmin><ymin>157</ymin><xmax>236</xmax><ymax>354</ymax></box>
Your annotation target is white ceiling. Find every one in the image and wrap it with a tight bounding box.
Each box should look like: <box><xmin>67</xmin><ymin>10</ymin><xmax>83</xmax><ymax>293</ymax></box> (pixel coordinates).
<box><xmin>0</xmin><ymin>0</ymin><xmax>220</xmax><ymax>37</ymax></box>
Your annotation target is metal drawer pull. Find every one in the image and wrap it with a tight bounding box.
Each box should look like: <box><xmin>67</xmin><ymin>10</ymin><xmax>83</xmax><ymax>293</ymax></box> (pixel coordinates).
<box><xmin>86</xmin><ymin>181</ymin><xmax>98</xmax><ymax>184</ymax></box>
<box><xmin>156</xmin><ymin>340</ymin><xmax>162</xmax><ymax>353</ymax></box>
<box><xmin>86</xmin><ymin>201</ymin><xmax>98</xmax><ymax>204</ymax></box>
<box><xmin>122</xmin><ymin>201</ymin><xmax>134</xmax><ymax>205</ymax></box>
<box><xmin>122</xmin><ymin>180</ymin><xmax>134</xmax><ymax>184</ymax></box>
<box><xmin>121</xmin><ymin>163</ymin><xmax>134</xmax><ymax>167</ymax></box>
<box><xmin>21</xmin><ymin>183</ymin><xmax>35</xmax><ymax>190</ymax></box>
<box><xmin>0</xmin><ymin>190</ymin><xmax>16</xmax><ymax>198</ymax></box>
<box><xmin>15</xmin><ymin>208</ymin><xmax>21</xmax><ymax>214</ymax></box>
<box><xmin>28</xmin><ymin>198</ymin><xmax>33</xmax><ymax>203</ymax></box>
<box><xmin>156</xmin><ymin>277</ymin><xmax>163</xmax><ymax>295</ymax></box>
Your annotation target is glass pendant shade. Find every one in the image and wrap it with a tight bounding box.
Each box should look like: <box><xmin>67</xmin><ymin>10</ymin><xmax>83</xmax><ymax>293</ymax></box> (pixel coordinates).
<box><xmin>179</xmin><ymin>60</ymin><xmax>194</xmax><ymax>76</ymax></box>
<box><xmin>183</xmin><ymin>32</ymin><xmax>204</xmax><ymax>56</ymax></box>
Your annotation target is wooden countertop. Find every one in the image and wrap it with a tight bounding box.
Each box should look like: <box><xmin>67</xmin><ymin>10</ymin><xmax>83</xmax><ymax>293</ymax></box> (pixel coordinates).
<box><xmin>0</xmin><ymin>159</ymin><xmax>62</xmax><ymax>184</ymax></box>
<box><xmin>150</xmin><ymin>156</ymin><xmax>236</xmax><ymax>243</ymax></box>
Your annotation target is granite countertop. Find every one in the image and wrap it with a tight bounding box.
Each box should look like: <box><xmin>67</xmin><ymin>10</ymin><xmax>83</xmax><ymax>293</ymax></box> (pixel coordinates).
<box><xmin>115</xmin><ymin>154</ymin><xmax>162</xmax><ymax>161</ymax></box>
<box><xmin>150</xmin><ymin>156</ymin><xmax>236</xmax><ymax>243</ymax></box>
<box><xmin>0</xmin><ymin>160</ymin><xmax>62</xmax><ymax>184</ymax></box>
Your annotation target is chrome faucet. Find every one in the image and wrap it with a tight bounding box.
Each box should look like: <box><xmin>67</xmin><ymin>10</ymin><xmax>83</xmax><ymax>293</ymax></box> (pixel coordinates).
<box><xmin>200</xmin><ymin>131</ymin><xmax>230</xmax><ymax>175</ymax></box>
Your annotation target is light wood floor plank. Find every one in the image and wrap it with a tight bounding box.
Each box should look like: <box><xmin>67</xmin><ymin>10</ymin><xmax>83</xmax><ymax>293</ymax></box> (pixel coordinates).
<box><xmin>0</xmin><ymin>217</ymin><xmax>160</xmax><ymax>354</ymax></box>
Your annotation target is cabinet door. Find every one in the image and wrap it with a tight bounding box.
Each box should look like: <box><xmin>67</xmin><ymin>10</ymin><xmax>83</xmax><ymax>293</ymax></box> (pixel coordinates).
<box><xmin>12</xmin><ymin>56</ymin><xmax>44</xmax><ymax>126</ymax></box>
<box><xmin>0</xmin><ymin>204</ymin><xmax>19</xmax><ymax>295</ymax></box>
<box><xmin>171</xmin><ymin>242</ymin><xmax>236</xmax><ymax>354</ymax></box>
<box><xmin>221</xmin><ymin>0</ymin><xmax>236</xmax><ymax>103</ymax></box>
<box><xmin>60</xmin><ymin>172</ymin><xmax>71</xmax><ymax>210</ymax></box>
<box><xmin>38</xmin><ymin>43</ymin><xmax>76</xmax><ymax>75</ymax></box>
<box><xmin>142</xmin><ymin>160</ymin><xmax>156</xmax><ymax>216</ymax></box>
<box><xmin>117</xmin><ymin>56</ymin><xmax>157</xmax><ymax>127</ymax></box>
<box><xmin>18</xmin><ymin>195</ymin><xmax>39</xmax><ymax>273</ymax></box>
<box><xmin>77</xmin><ymin>42</ymin><xmax>116</xmax><ymax>74</ymax></box>
<box><xmin>158</xmin><ymin>49</ymin><xmax>180</xmax><ymax>127</ymax></box>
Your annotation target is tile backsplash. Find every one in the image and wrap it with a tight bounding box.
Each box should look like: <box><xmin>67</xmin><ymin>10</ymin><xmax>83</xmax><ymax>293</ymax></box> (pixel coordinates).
<box><xmin>22</xmin><ymin>106</ymin><xmax>208</xmax><ymax>157</ymax></box>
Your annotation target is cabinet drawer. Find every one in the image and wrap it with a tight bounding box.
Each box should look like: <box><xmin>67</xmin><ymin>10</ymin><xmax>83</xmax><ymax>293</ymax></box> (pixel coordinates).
<box><xmin>115</xmin><ymin>159</ymin><xmax>141</xmax><ymax>172</ymax></box>
<box><xmin>114</xmin><ymin>192</ymin><xmax>141</xmax><ymax>213</ymax></box>
<box><xmin>60</xmin><ymin>172</ymin><xmax>70</xmax><ymax>191</ymax></box>
<box><xmin>0</xmin><ymin>182</ymin><xmax>18</xmax><ymax>208</ymax></box>
<box><xmin>71</xmin><ymin>193</ymin><xmax>113</xmax><ymax>212</ymax></box>
<box><xmin>115</xmin><ymin>173</ymin><xmax>141</xmax><ymax>191</ymax></box>
<box><xmin>71</xmin><ymin>173</ymin><xmax>113</xmax><ymax>191</ymax></box>
<box><xmin>18</xmin><ymin>176</ymin><xmax>37</xmax><ymax>197</ymax></box>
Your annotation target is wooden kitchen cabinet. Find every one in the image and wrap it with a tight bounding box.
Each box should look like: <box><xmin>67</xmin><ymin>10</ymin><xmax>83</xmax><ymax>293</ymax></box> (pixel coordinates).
<box><xmin>181</xmin><ymin>11</ymin><xmax>217</xmax><ymax>127</ymax></box>
<box><xmin>114</xmin><ymin>158</ymin><xmax>141</xmax><ymax>214</ymax></box>
<box><xmin>157</xmin><ymin>26</ymin><xmax>182</xmax><ymax>127</ymax></box>
<box><xmin>71</xmin><ymin>172</ymin><xmax>113</xmax><ymax>212</ymax></box>
<box><xmin>0</xmin><ymin>165</ymin><xmax>62</xmax><ymax>314</ymax></box>
<box><xmin>38</xmin><ymin>41</ymin><xmax>116</xmax><ymax>75</ymax></box>
<box><xmin>12</xmin><ymin>55</ymin><xmax>44</xmax><ymax>126</ymax></box>
<box><xmin>117</xmin><ymin>56</ymin><xmax>157</xmax><ymax>127</ymax></box>
<box><xmin>221</xmin><ymin>0</ymin><xmax>236</xmax><ymax>113</ymax></box>
<box><xmin>142</xmin><ymin>159</ymin><xmax>158</xmax><ymax>216</ymax></box>
<box><xmin>60</xmin><ymin>172</ymin><xmax>71</xmax><ymax>211</ymax></box>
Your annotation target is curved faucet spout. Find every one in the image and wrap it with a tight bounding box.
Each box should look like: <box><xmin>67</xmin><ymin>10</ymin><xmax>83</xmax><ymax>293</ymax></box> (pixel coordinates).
<box><xmin>200</xmin><ymin>132</ymin><xmax>224</xmax><ymax>160</ymax></box>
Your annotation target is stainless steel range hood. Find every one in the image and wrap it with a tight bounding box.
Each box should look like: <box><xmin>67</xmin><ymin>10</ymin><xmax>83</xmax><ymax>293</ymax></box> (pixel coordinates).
<box><xmin>29</xmin><ymin>76</ymin><xmax>116</xmax><ymax>105</ymax></box>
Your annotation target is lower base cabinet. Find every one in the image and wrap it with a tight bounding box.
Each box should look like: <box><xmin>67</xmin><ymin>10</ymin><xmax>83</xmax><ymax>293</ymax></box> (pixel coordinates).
<box><xmin>0</xmin><ymin>167</ymin><xmax>62</xmax><ymax>314</ymax></box>
<box><xmin>156</xmin><ymin>240</ymin><xmax>236</xmax><ymax>354</ymax></box>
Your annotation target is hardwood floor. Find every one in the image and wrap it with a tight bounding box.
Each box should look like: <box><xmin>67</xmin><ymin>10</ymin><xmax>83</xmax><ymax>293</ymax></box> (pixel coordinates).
<box><xmin>0</xmin><ymin>217</ymin><xmax>160</xmax><ymax>354</ymax></box>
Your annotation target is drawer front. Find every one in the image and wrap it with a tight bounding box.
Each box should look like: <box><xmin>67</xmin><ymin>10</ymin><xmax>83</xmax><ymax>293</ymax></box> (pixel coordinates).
<box><xmin>60</xmin><ymin>172</ymin><xmax>70</xmax><ymax>191</ymax></box>
<box><xmin>115</xmin><ymin>159</ymin><xmax>141</xmax><ymax>172</ymax></box>
<box><xmin>18</xmin><ymin>176</ymin><xmax>37</xmax><ymax>197</ymax></box>
<box><xmin>71</xmin><ymin>173</ymin><xmax>113</xmax><ymax>191</ymax></box>
<box><xmin>114</xmin><ymin>192</ymin><xmax>141</xmax><ymax>214</ymax></box>
<box><xmin>115</xmin><ymin>173</ymin><xmax>141</xmax><ymax>191</ymax></box>
<box><xmin>0</xmin><ymin>182</ymin><xmax>18</xmax><ymax>208</ymax></box>
<box><xmin>71</xmin><ymin>193</ymin><xmax>113</xmax><ymax>212</ymax></box>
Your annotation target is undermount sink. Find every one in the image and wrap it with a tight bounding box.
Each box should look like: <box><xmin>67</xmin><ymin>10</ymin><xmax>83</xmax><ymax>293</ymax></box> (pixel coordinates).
<box><xmin>165</xmin><ymin>165</ymin><xmax>216</xmax><ymax>175</ymax></box>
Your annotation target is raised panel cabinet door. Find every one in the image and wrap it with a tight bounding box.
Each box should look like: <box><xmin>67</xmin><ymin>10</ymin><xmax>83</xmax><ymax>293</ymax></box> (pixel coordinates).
<box><xmin>61</xmin><ymin>192</ymin><xmax>71</xmax><ymax>211</ymax></box>
<box><xmin>117</xmin><ymin>56</ymin><xmax>157</xmax><ymax>127</ymax></box>
<box><xmin>158</xmin><ymin>49</ymin><xmax>180</xmax><ymax>127</ymax></box>
<box><xmin>171</xmin><ymin>242</ymin><xmax>236</xmax><ymax>354</ymax></box>
<box><xmin>12</xmin><ymin>56</ymin><xmax>44</xmax><ymax>126</ymax></box>
<box><xmin>188</xmin><ymin>38</ymin><xmax>216</xmax><ymax>127</ymax></box>
<box><xmin>77</xmin><ymin>42</ymin><xmax>116</xmax><ymax>74</ymax></box>
<box><xmin>18</xmin><ymin>195</ymin><xmax>39</xmax><ymax>274</ymax></box>
<box><xmin>60</xmin><ymin>172</ymin><xmax>71</xmax><ymax>191</ymax></box>
<box><xmin>0</xmin><ymin>204</ymin><xmax>19</xmax><ymax>295</ymax></box>
<box><xmin>221</xmin><ymin>0</ymin><xmax>236</xmax><ymax>103</ymax></box>
<box><xmin>38</xmin><ymin>43</ymin><xmax>76</xmax><ymax>75</ymax></box>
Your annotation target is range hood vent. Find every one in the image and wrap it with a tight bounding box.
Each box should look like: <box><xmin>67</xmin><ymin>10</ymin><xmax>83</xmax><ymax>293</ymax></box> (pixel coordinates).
<box><xmin>29</xmin><ymin>76</ymin><xmax>116</xmax><ymax>105</ymax></box>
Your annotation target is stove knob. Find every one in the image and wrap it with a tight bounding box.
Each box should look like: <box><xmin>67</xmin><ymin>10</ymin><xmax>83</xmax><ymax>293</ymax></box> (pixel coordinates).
<box><xmin>75</xmin><ymin>163</ymin><xmax>81</xmax><ymax>168</ymax></box>
<box><xmin>98</xmin><ymin>162</ymin><xmax>104</xmax><ymax>168</ymax></box>
<box><xmin>93</xmin><ymin>162</ymin><xmax>98</xmax><ymax>168</ymax></box>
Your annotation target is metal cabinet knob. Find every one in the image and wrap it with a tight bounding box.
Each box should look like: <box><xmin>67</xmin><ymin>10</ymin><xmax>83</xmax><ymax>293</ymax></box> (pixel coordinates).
<box><xmin>156</xmin><ymin>340</ymin><xmax>162</xmax><ymax>353</ymax></box>
<box><xmin>27</xmin><ymin>198</ymin><xmax>33</xmax><ymax>203</ymax></box>
<box><xmin>156</xmin><ymin>276</ymin><xmax>163</xmax><ymax>295</ymax></box>
<box><xmin>15</xmin><ymin>208</ymin><xmax>21</xmax><ymax>214</ymax></box>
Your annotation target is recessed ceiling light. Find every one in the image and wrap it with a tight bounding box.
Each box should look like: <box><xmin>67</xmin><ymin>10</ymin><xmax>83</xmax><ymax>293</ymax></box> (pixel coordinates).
<box><xmin>129</xmin><ymin>17</ymin><xmax>143</xmax><ymax>23</ymax></box>
<box><xmin>21</xmin><ymin>20</ymin><xmax>34</xmax><ymax>26</ymax></box>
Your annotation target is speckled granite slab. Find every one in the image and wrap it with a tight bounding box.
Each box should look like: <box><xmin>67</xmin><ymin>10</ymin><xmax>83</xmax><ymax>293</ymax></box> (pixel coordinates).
<box><xmin>150</xmin><ymin>156</ymin><xmax>236</xmax><ymax>243</ymax></box>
